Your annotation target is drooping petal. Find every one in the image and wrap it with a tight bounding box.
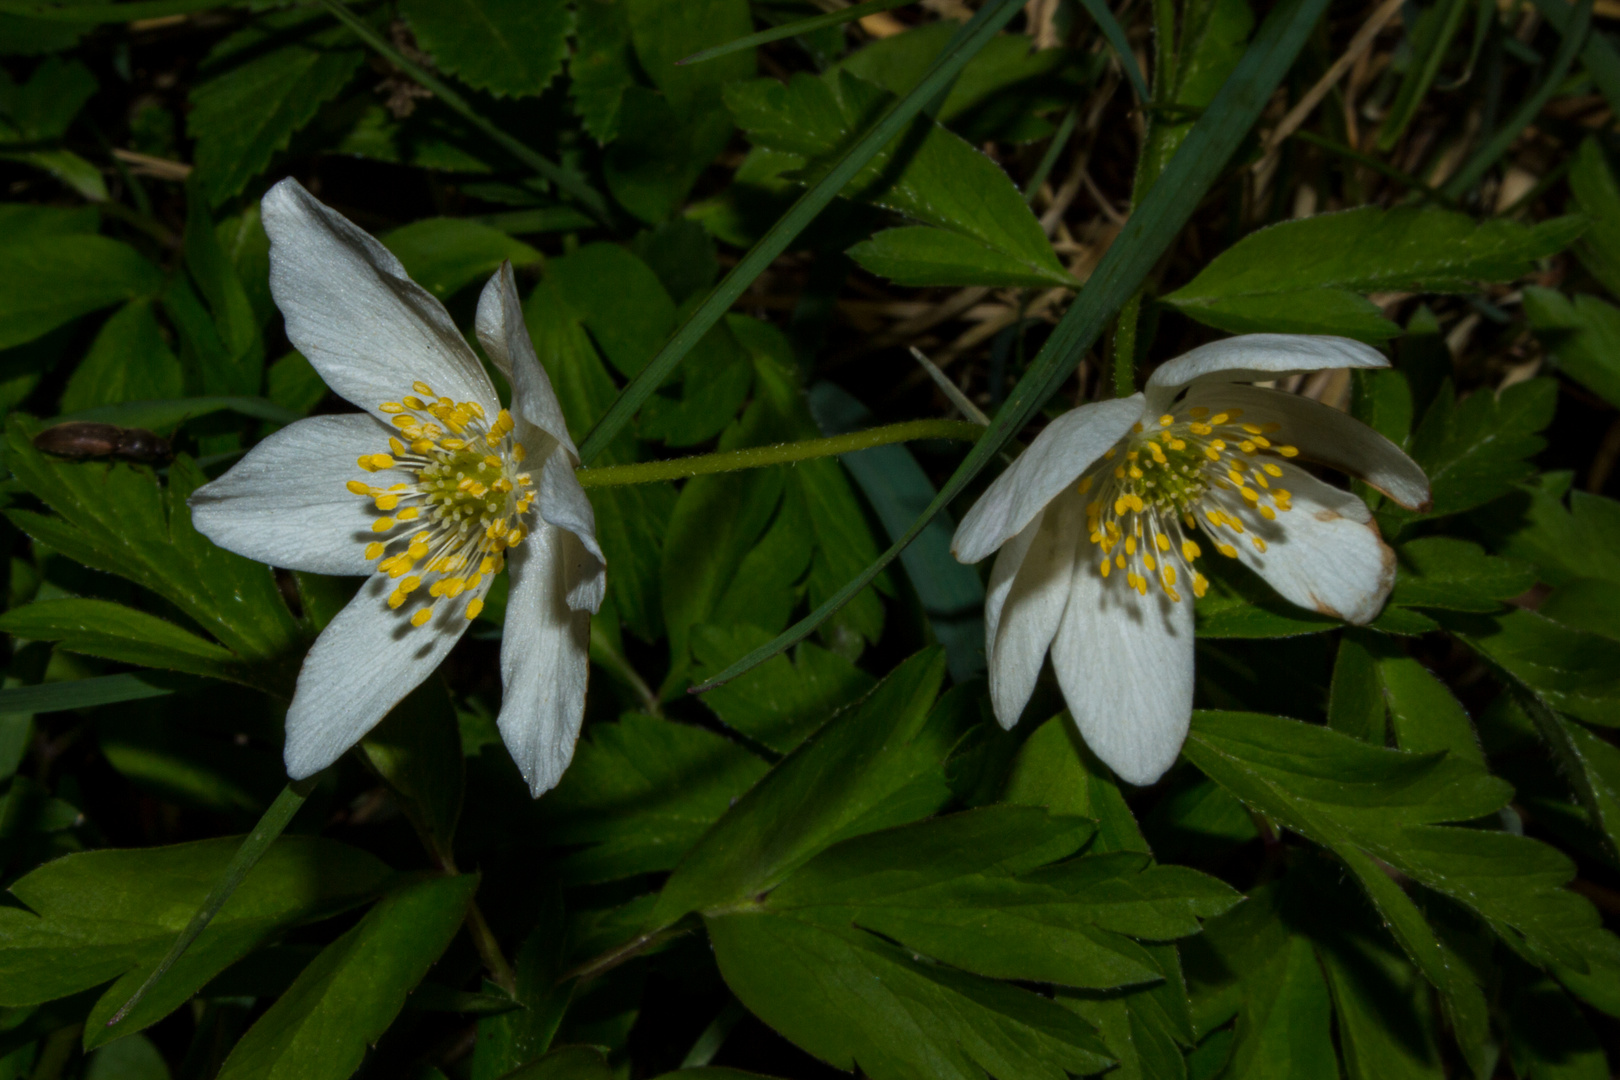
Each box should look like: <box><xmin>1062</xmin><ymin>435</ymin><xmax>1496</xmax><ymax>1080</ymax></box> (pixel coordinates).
<box><xmin>1207</xmin><ymin>463</ymin><xmax>1396</xmax><ymax>625</ymax></box>
<box><xmin>1145</xmin><ymin>334</ymin><xmax>1387</xmax><ymax>405</ymax></box>
<box><xmin>1184</xmin><ymin>382</ymin><xmax>1431</xmax><ymax>510</ymax></box>
<box><xmin>475</xmin><ymin>262</ymin><xmax>578</xmax><ymax>459</ymax></box>
<box><xmin>537</xmin><ymin>449</ymin><xmax>605</xmax><ymax>612</ymax></box>
<box><xmin>262</xmin><ymin>179</ymin><xmax>496</xmax><ymax>418</ymax></box>
<box><xmin>1049</xmin><ymin>564</ymin><xmax>1195</xmax><ymax>786</ymax></box>
<box><xmin>189</xmin><ymin>414</ymin><xmax>405</xmax><ymax>576</ymax></box>
<box><xmin>953</xmin><ymin>396</ymin><xmax>1145</xmax><ymax>564</ymax></box>
<box><xmin>986</xmin><ymin>492</ymin><xmax>1083</xmax><ymax>728</ymax></box>
<box><xmin>283</xmin><ymin>577</ymin><xmax>473</xmax><ymax>779</ymax></box>
<box><xmin>498</xmin><ymin>522</ymin><xmax>592</xmax><ymax>797</ymax></box>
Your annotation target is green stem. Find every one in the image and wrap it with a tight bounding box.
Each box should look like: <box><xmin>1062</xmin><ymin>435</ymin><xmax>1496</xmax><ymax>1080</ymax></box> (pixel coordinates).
<box><xmin>575</xmin><ymin>420</ymin><xmax>983</xmax><ymax>488</ymax></box>
<box><xmin>1288</xmin><ymin>130</ymin><xmax>1460</xmax><ymax>209</ymax></box>
<box><xmin>679</xmin><ymin>0</ymin><xmax>915</xmax><ymax>65</ymax></box>
<box><xmin>317</xmin><ymin>0</ymin><xmax>614</xmax><ymax>227</ymax></box>
<box><xmin>1112</xmin><ymin>291</ymin><xmax>1141</xmax><ymax>398</ymax></box>
<box><xmin>105</xmin><ymin>777</ymin><xmax>317</xmax><ymax>1028</ymax></box>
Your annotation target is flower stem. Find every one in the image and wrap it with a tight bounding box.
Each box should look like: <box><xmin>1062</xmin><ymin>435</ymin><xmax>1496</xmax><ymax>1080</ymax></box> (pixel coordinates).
<box><xmin>574</xmin><ymin>419</ymin><xmax>983</xmax><ymax>488</ymax></box>
<box><xmin>1112</xmin><ymin>291</ymin><xmax>1140</xmax><ymax>398</ymax></box>
<box><xmin>317</xmin><ymin>0</ymin><xmax>614</xmax><ymax>227</ymax></box>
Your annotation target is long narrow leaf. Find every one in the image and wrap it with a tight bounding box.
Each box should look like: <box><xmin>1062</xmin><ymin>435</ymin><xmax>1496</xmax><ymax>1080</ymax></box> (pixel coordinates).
<box><xmin>1078</xmin><ymin>0</ymin><xmax>1150</xmax><ymax>101</ymax></box>
<box><xmin>693</xmin><ymin>0</ymin><xmax>1333</xmax><ymax>691</ymax></box>
<box><xmin>1442</xmin><ymin>0</ymin><xmax>1592</xmax><ymax>199</ymax></box>
<box><xmin>0</xmin><ymin>672</ymin><xmax>183</xmax><ymax>715</ymax></box>
<box><xmin>576</xmin><ymin>0</ymin><xmax>1029</xmax><ymax>464</ymax></box>
<box><xmin>1531</xmin><ymin>0</ymin><xmax>1620</xmax><ymax>115</ymax></box>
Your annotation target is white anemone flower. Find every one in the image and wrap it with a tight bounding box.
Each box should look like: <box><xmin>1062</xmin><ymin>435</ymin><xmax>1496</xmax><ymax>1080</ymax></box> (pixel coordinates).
<box><xmin>189</xmin><ymin>178</ymin><xmax>604</xmax><ymax>796</ymax></box>
<box><xmin>952</xmin><ymin>334</ymin><xmax>1430</xmax><ymax>786</ymax></box>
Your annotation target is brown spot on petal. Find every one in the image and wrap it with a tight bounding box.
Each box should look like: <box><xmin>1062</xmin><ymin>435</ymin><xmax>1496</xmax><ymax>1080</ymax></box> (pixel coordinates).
<box><xmin>1314</xmin><ymin>508</ymin><xmax>1340</xmax><ymax>522</ymax></box>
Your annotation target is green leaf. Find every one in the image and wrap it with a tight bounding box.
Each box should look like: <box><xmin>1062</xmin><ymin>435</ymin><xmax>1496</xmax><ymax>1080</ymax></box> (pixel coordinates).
<box><xmin>381</xmin><ymin>218</ymin><xmax>544</xmax><ymax>300</ymax></box>
<box><xmin>1224</xmin><ymin>934</ymin><xmax>1338</xmax><ymax>1080</ymax></box>
<box><xmin>847</xmin><ymin>225</ymin><xmax>1077</xmax><ymax>288</ymax></box>
<box><xmin>499</xmin><ymin>1046</ymin><xmax>614</xmax><ymax>1080</ymax></box>
<box><xmin>651</xmin><ymin>649</ymin><xmax>950</xmax><ymax>926</ymax></box>
<box><xmin>400</xmin><ymin>0</ymin><xmax>571</xmax><ymax>98</ymax></box>
<box><xmin>1379</xmin><ymin>656</ymin><xmax>1484</xmax><ymax>766</ymax></box>
<box><xmin>1002</xmin><ymin>714</ymin><xmax>1150</xmax><ymax>855</ymax></box>
<box><xmin>694</xmin><ymin>626</ymin><xmax>876</xmax><ymax>754</ymax></box>
<box><xmin>187</xmin><ymin>9</ymin><xmax>366</xmax><ymax>206</ymax></box>
<box><xmin>1523</xmin><ymin>286</ymin><xmax>1620</xmax><ymax>409</ymax></box>
<box><xmin>1507</xmin><ymin>977</ymin><xmax>1610</xmax><ymax>1080</ymax></box>
<box><xmin>359</xmin><ymin>677</ymin><xmax>463</xmax><ymax>859</ymax></box>
<box><xmin>0</xmin><ymin>598</ymin><xmax>247</xmax><ymax>684</ymax></box>
<box><xmin>59</xmin><ymin>301</ymin><xmax>184</xmax><ymax>414</ymax></box>
<box><xmin>1569</xmin><ymin>137</ymin><xmax>1620</xmax><ymax>298</ymax></box>
<box><xmin>1185</xmin><ymin>710</ymin><xmax>1601</xmax><ymax>986</ymax></box>
<box><xmin>1194</xmin><ymin>556</ymin><xmax>1339</xmax><ymax>638</ymax></box>
<box><xmin>1162</xmin><ymin>209</ymin><xmax>1582</xmax><ymax>341</ymax></box>
<box><xmin>54</xmin><ymin>396</ymin><xmax>300</xmax><ymax>430</ymax></box>
<box><xmin>1489</xmin><ymin>477</ymin><xmax>1620</xmax><ymax>589</ymax></box>
<box><xmin>0</xmin><ymin>672</ymin><xmax>182</xmax><ymax>715</ymax></box>
<box><xmin>625</xmin><ymin>0</ymin><xmax>753</xmax><ymax>117</ymax></box>
<box><xmin>707</xmin><ymin>912</ymin><xmax>1112</xmax><ymax>1080</ymax></box>
<box><xmin>726</xmin><ymin>69</ymin><xmax>1071</xmax><ymax>288</ymax></box>
<box><xmin>1327</xmin><ymin>631</ymin><xmax>1389</xmax><ymax>743</ymax></box>
<box><xmin>0</xmin><ymin>235</ymin><xmax>163</xmax><ymax>351</ymax></box>
<box><xmin>764</xmin><ymin>806</ymin><xmax>1240</xmax><ymax>989</ymax></box>
<box><xmin>1376</xmin><ymin>0</ymin><xmax>1470</xmax><ymax>151</ymax></box>
<box><xmin>540</xmin><ymin>712</ymin><xmax>769</xmax><ymax>885</ymax></box>
<box><xmin>1454</xmin><ymin>610</ymin><xmax>1620</xmax><ymax>727</ymax></box>
<box><xmin>1388</xmin><ymin>537</ymin><xmax>1535</xmax><ymax>612</ymax></box>
<box><xmin>1403</xmin><ymin>377</ymin><xmax>1557</xmax><ymax>520</ymax></box>
<box><xmin>2</xmin><ymin>420</ymin><xmax>303</xmax><ymax>673</ymax></box>
<box><xmin>215</xmin><ymin>874</ymin><xmax>477</xmax><ymax>1080</ymax></box>
<box><xmin>0</xmin><ymin>835</ymin><xmax>387</xmax><ymax>1040</ymax></box>
<box><xmin>569</xmin><ymin>0</ymin><xmax>636</xmax><ymax>143</ymax></box>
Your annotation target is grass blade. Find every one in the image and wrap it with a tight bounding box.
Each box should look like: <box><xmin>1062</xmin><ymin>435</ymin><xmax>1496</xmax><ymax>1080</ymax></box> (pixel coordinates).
<box><xmin>1441</xmin><ymin>0</ymin><xmax>1592</xmax><ymax>200</ymax></box>
<box><xmin>679</xmin><ymin>0</ymin><xmax>915</xmax><ymax>66</ymax></box>
<box><xmin>576</xmin><ymin>0</ymin><xmax>1029</xmax><ymax>463</ymax></box>
<box><xmin>1078</xmin><ymin>0</ymin><xmax>1150</xmax><ymax>102</ymax></box>
<box><xmin>692</xmin><ymin>0</ymin><xmax>1333</xmax><ymax>692</ymax></box>
<box><xmin>1531</xmin><ymin>0</ymin><xmax>1620</xmax><ymax>115</ymax></box>
<box><xmin>105</xmin><ymin>778</ymin><xmax>316</xmax><ymax>1028</ymax></box>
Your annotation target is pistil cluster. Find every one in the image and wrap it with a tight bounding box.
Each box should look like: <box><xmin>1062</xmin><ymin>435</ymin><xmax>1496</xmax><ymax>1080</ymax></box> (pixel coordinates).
<box><xmin>1080</xmin><ymin>406</ymin><xmax>1299</xmax><ymax>602</ymax></box>
<box><xmin>346</xmin><ymin>381</ymin><xmax>534</xmax><ymax>627</ymax></box>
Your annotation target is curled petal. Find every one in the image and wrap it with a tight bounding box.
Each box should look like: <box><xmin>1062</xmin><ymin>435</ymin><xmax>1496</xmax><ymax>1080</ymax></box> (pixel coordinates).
<box><xmin>1050</xmin><ymin>563</ymin><xmax>1195</xmax><ymax>786</ymax></box>
<box><xmin>1208</xmin><ymin>462</ymin><xmax>1395</xmax><ymax>625</ymax></box>
<box><xmin>262</xmin><ymin>178</ymin><xmax>496</xmax><ymax>418</ymax></box>
<box><xmin>1146</xmin><ymin>334</ymin><xmax>1387</xmax><ymax>405</ymax></box>
<box><xmin>1184</xmin><ymin>382</ymin><xmax>1430</xmax><ymax>510</ymax></box>
<box><xmin>499</xmin><ymin>523</ymin><xmax>592</xmax><ymax>797</ymax></box>
<box><xmin>953</xmin><ymin>396</ymin><xmax>1144</xmax><ymax>564</ymax></box>
<box><xmin>985</xmin><ymin>494</ymin><xmax>1082</xmax><ymax>729</ymax></box>
<box><xmin>189</xmin><ymin>414</ymin><xmax>404</xmax><ymax>576</ymax></box>
<box><xmin>475</xmin><ymin>262</ymin><xmax>578</xmax><ymax>460</ymax></box>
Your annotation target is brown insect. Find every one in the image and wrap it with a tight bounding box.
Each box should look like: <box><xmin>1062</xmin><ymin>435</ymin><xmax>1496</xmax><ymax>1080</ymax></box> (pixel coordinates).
<box><xmin>32</xmin><ymin>422</ymin><xmax>173</xmax><ymax>464</ymax></box>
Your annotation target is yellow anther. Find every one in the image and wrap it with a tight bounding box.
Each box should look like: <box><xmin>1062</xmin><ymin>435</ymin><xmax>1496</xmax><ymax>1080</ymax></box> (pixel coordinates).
<box><xmin>1252</xmin><ymin>537</ymin><xmax>1268</xmax><ymax>553</ymax></box>
<box><xmin>411</xmin><ymin>608</ymin><xmax>433</xmax><ymax>628</ymax></box>
<box><xmin>1132</xmin><ymin>422</ymin><xmax>1144</xmax><ymax>434</ymax></box>
<box><xmin>512</xmin><ymin>443</ymin><xmax>526</xmax><ymax>463</ymax></box>
<box><xmin>1193</xmin><ymin>573</ymin><xmax>1208</xmax><ymax>598</ymax></box>
<box><xmin>1169</xmin><ymin>439</ymin><xmax>1186</xmax><ymax>451</ymax></box>
<box><xmin>1104</xmin><ymin>448</ymin><xmax>1116</xmax><ymax>458</ymax></box>
<box><xmin>1182</xmin><ymin>539</ymin><xmax>1201</xmax><ymax>560</ymax></box>
<box><xmin>465</xmin><ymin>597</ymin><xmax>484</xmax><ymax>620</ymax></box>
<box><xmin>401</xmin><ymin>576</ymin><xmax>422</xmax><ymax>593</ymax></box>
<box><xmin>389</xmin><ymin>437</ymin><xmax>405</xmax><ymax>456</ymax></box>
<box><xmin>1115</xmin><ymin>553</ymin><xmax>1126</xmax><ymax>569</ymax></box>
<box><xmin>1252</xmin><ymin>436</ymin><xmax>1271</xmax><ymax>449</ymax></box>
<box><xmin>1125</xmin><ymin>536</ymin><xmax>1137</xmax><ymax>555</ymax></box>
<box><xmin>484</xmin><ymin>455</ymin><xmax>502</xmax><ymax>470</ymax></box>
<box><xmin>346</xmin><ymin>480</ymin><xmax>371</xmax><ymax>495</ymax></box>
<box><xmin>1144</xmin><ymin>554</ymin><xmax>1157</xmax><ymax>572</ymax></box>
<box><xmin>1210</xmin><ymin>413</ymin><xmax>1229</xmax><ymax>425</ymax></box>
<box><xmin>442</xmin><ymin>577</ymin><xmax>466</xmax><ymax>598</ymax></box>
<box><xmin>412</xmin><ymin>381</ymin><xmax>435</xmax><ymax>397</ymax></box>
<box><xmin>1156</xmin><ymin>534</ymin><xmax>1171</xmax><ymax>552</ymax></box>
<box><xmin>372</xmin><ymin>517</ymin><xmax>395</xmax><ymax>533</ymax></box>
<box><xmin>1263</xmin><ymin>463</ymin><xmax>1283</xmax><ymax>477</ymax></box>
<box><xmin>1204</xmin><ymin>447</ymin><xmax>1221</xmax><ymax>461</ymax></box>
<box><xmin>1114</xmin><ymin>497</ymin><xmax>1128</xmax><ymax>515</ymax></box>
<box><xmin>1260</xmin><ymin>505</ymin><xmax>1276</xmax><ymax>520</ymax></box>
<box><xmin>1242</xmin><ymin>423</ymin><xmax>1262</xmax><ymax>435</ymax></box>
<box><xmin>496</xmin><ymin>409</ymin><xmax>514</xmax><ymax>434</ymax></box>
<box><xmin>412</xmin><ymin>439</ymin><xmax>435</xmax><ymax>454</ymax></box>
<box><xmin>397</xmin><ymin>507</ymin><xmax>421</xmax><ymax>521</ymax></box>
<box><xmin>1127</xmin><ymin>494</ymin><xmax>1145</xmax><ymax>512</ymax></box>
<box><xmin>1159</xmin><ymin>414</ymin><xmax>1174</xmax><ymax>426</ymax></box>
<box><xmin>1217</xmin><ymin>543</ymin><xmax>1237</xmax><ymax>558</ymax></box>
<box><xmin>466</xmin><ymin>401</ymin><xmax>486</xmax><ymax>419</ymax></box>
<box><xmin>1278</xmin><ymin>445</ymin><xmax>1299</xmax><ymax>457</ymax></box>
<box><xmin>403</xmin><ymin>396</ymin><xmax>426</xmax><ymax>410</ymax></box>
<box><xmin>1077</xmin><ymin>476</ymin><xmax>1093</xmax><ymax>494</ymax></box>
<box><xmin>1211</xmin><ymin>440</ymin><xmax>1226</xmax><ymax>451</ymax></box>
<box><xmin>479</xmin><ymin>557</ymin><xmax>496</xmax><ymax>574</ymax></box>
<box><xmin>391</xmin><ymin>415</ymin><xmax>415</xmax><ymax>429</ymax></box>
<box><xmin>365</xmin><ymin>542</ymin><xmax>385</xmax><ymax>560</ymax></box>
<box><xmin>1163</xmin><ymin>566</ymin><xmax>1177</xmax><ymax>586</ymax></box>
<box><xmin>1189</xmin><ymin>406</ymin><xmax>1209</xmax><ymax>419</ymax></box>
<box><xmin>1100</xmin><ymin>559</ymin><xmax>1112</xmax><ymax>578</ymax></box>
<box><xmin>375</xmin><ymin>494</ymin><xmax>400</xmax><ymax>511</ymax></box>
<box><xmin>388</xmin><ymin>591</ymin><xmax>407</xmax><ymax>610</ymax></box>
<box><xmin>1240</xmin><ymin>487</ymin><xmax>1259</xmax><ymax>504</ymax></box>
<box><xmin>441</xmin><ymin>438</ymin><xmax>467</xmax><ymax>450</ymax></box>
<box><xmin>380</xmin><ymin>402</ymin><xmax>405</xmax><ymax>414</ymax></box>
<box><xmin>1129</xmin><ymin>466</ymin><xmax>1143</xmax><ymax>479</ymax></box>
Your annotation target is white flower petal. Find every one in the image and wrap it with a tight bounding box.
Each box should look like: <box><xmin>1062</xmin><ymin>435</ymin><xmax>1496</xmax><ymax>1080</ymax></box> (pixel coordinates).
<box><xmin>1210</xmin><ymin>463</ymin><xmax>1395</xmax><ymax>625</ymax></box>
<box><xmin>283</xmin><ymin>576</ymin><xmax>472</xmax><ymax>778</ymax></box>
<box><xmin>498</xmin><ymin>523</ymin><xmax>592</xmax><ymax>797</ymax></box>
<box><xmin>262</xmin><ymin>179</ymin><xmax>495</xmax><ymax>418</ymax></box>
<box><xmin>189</xmin><ymin>414</ymin><xmax>404</xmax><ymax>576</ymax></box>
<box><xmin>987</xmin><ymin>492</ymin><xmax>1083</xmax><ymax>728</ymax></box>
<box><xmin>475</xmin><ymin>262</ymin><xmax>578</xmax><ymax>459</ymax></box>
<box><xmin>953</xmin><ymin>396</ymin><xmax>1145</xmax><ymax>564</ymax></box>
<box><xmin>1049</xmin><ymin>565</ymin><xmax>1195</xmax><ymax>786</ymax></box>
<box><xmin>533</xmin><ymin>439</ymin><xmax>604</xmax><ymax>612</ymax></box>
<box><xmin>1146</xmin><ymin>334</ymin><xmax>1387</xmax><ymax>399</ymax></box>
<box><xmin>1185</xmin><ymin>382</ymin><xmax>1431</xmax><ymax>510</ymax></box>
